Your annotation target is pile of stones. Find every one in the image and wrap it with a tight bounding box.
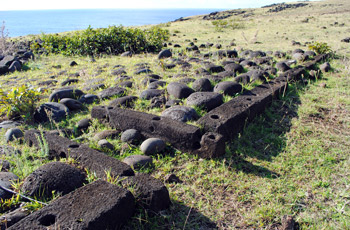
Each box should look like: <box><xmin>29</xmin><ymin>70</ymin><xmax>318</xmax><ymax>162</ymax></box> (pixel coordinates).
<box><xmin>265</xmin><ymin>3</ymin><xmax>309</xmax><ymax>13</ymax></box>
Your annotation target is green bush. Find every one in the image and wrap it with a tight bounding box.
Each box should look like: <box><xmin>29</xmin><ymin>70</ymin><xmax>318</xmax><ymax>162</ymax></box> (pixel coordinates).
<box><xmin>212</xmin><ymin>20</ymin><xmax>228</xmax><ymax>31</ymax></box>
<box><xmin>31</xmin><ymin>25</ymin><xmax>170</xmax><ymax>56</ymax></box>
<box><xmin>212</xmin><ymin>19</ymin><xmax>244</xmax><ymax>32</ymax></box>
<box><xmin>308</xmin><ymin>42</ymin><xmax>332</xmax><ymax>54</ymax></box>
<box><xmin>0</xmin><ymin>84</ymin><xmax>43</xmax><ymax>119</ymax></box>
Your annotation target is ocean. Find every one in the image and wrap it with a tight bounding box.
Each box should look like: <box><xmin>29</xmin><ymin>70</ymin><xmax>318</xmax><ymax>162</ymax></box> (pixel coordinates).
<box><xmin>0</xmin><ymin>9</ymin><xmax>227</xmax><ymax>38</ymax></box>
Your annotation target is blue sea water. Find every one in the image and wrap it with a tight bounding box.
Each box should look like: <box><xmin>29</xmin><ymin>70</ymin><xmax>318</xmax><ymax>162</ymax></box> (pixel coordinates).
<box><xmin>0</xmin><ymin>9</ymin><xmax>227</xmax><ymax>37</ymax></box>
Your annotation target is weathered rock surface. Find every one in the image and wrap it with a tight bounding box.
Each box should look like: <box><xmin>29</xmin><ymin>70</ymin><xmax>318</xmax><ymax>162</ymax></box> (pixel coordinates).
<box><xmin>33</xmin><ymin>102</ymin><xmax>69</xmax><ymax>123</ymax></box>
<box><xmin>0</xmin><ymin>172</ymin><xmax>18</xmax><ymax>200</ymax></box>
<box><xmin>167</xmin><ymin>82</ymin><xmax>194</xmax><ymax>99</ymax></box>
<box><xmin>192</xmin><ymin>78</ymin><xmax>212</xmax><ymax>92</ymax></box>
<box><xmin>186</xmin><ymin>92</ymin><xmax>223</xmax><ymax>111</ymax></box>
<box><xmin>98</xmin><ymin>86</ymin><xmax>126</xmax><ymax>100</ymax></box>
<box><xmin>93</xmin><ymin>130</ymin><xmax>120</xmax><ymax>141</ymax></box>
<box><xmin>161</xmin><ymin>106</ymin><xmax>199</xmax><ymax>122</ymax></box>
<box><xmin>120</xmin><ymin>129</ymin><xmax>142</xmax><ymax>144</ymax></box>
<box><xmin>0</xmin><ymin>208</ymin><xmax>29</xmax><ymax>229</ymax></box>
<box><xmin>59</xmin><ymin>98</ymin><xmax>84</xmax><ymax>111</ymax></box>
<box><xmin>24</xmin><ymin>131</ymin><xmax>134</xmax><ymax>178</ymax></box>
<box><xmin>49</xmin><ymin>88</ymin><xmax>84</xmax><ymax>102</ymax></box>
<box><xmin>122</xmin><ymin>155</ymin><xmax>153</xmax><ymax>169</ymax></box>
<box><xmin>21</xmin><ymin>162</ymin><xmax>86</xmax><ymax>198</ymax></box>
<box><xmin>158</xmin><ymin>49</ymin><xmax>172</xmax><ymax>59</ymax></box>
<box><xmin>140</xmin><ymin>138</ymin><xmax>166</xmax><ymax>155</ymax></box>
<box><xmin>122</xmin><ymin>174</ymin><xmax>171</xmax><ymax>212</ymax></box>
<box><xmin>98</xmin><ymin>139</ymin><xmax>114</xmax><ymax>150</ymax></box>
<box><xmin>10</xmin><ymin>180</ymin><xmax>135</xmax><ymax>230</ymax></box>
<box><xmin>140</xmin><ymin>89</ymin><xmax>164</xmax><ymax>100</ymax></box>
<box><xmin>108</xmin><ymin>96</ymin><xmax>138</xmax><ymax>108</ymax></box>
<box><xmin>107</xmin><ymin>107</ymin><xmax>202</xmax><ymax>152</ymax></box>
<box><xmin>213</xmin><ymin>81</ymin><xmax>242</xmax><ymax>96</ymax></box>
<box><xmin>5</xmin><ymin>128</ymin><xmax>24</xmax><ymax>142</ymax></box>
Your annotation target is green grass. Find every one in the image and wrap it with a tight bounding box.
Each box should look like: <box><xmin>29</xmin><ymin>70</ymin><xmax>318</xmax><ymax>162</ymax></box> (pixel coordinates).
<box><xmin>1</xmin><ymin>0</ymin><xmax>350</xmax><ymax>229</ymax></box>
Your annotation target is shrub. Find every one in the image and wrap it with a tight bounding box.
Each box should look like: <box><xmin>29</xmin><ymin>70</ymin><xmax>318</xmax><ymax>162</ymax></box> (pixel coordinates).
<box><xmin>0</xmin><ymin>84</ymin><xmax>43</xmax><ymax>119</ymax></box>
<box><xmin>30</xmin><ymin>25</ymin><xmax>170</xmax><ymax>56</ymax></box>
<box><xmin>0</xmin><ymin>21</ymin><xmax>16</xmax><ymax>56</ymax></box>
<box><xmin>308</xmin><ymin>42</ymin><xmax>332</xmax><ymax>54</ymax></box>
<box><xmin>212</xmin><ymin>19</ymin><xmax>244</xmax><ymax>32</ymax></box>
<box><xmin>212</xmin><ymin>20</ymin><xmax>228</xmax><ymax>31</ymax></box>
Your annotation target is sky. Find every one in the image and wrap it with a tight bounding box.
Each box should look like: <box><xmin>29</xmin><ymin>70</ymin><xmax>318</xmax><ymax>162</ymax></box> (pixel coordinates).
<box><xmin>0</xmin><ymin>0</ymin><xmax>315</xmax><ymax>11</ymax></box>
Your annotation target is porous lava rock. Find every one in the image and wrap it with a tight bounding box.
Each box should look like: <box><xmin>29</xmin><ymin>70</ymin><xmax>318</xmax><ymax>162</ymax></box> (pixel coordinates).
<box><xmin>21</xmin><ymin>162</ymin><xmax>86</xmax><ymax>198</ymax></box>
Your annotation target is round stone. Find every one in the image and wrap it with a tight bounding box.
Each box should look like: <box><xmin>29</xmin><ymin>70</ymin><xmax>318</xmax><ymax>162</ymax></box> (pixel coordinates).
<box><xmin>122</xmin><ymin>155</ymin><xmax>153</xmax><ymax>169</ymax></box>
<box><xmin>5</xmin><ymin>128</ymin><xmax>24</xmax><ymax>142</ymax></box>
<box><xmin>78</xmin><ymin>94</ymin><xmax>99</xmax><ymax>104</ymax></box>
<box><xmin>108</xmin><ymin>96</ymin><xmax>138</xmax><ymax>108</ymax></box>
<box><xmin>234</xmin><ymin>74</ymin><xmax>251</xmax><ymax>85</ymax></box>
<box><xmin>206</xmin><ymin>64</ymin><xmax>225</xmax><ymax>73</ymax></box>
<box><xmin>97</xmin><ymin>86</ymin><xmax>126</xmax><ymax>100</ymax></box>
<box><xmin>33</xmin><ymin>102</ymin><xmax>69</xmax><ymax>123</ymax></box>
<box><xmin>320</xmin><ymin>62</ymin><xmax>331</xmax><ymax>72</ymax></box>
<box><xmin>98</xmin><ymin>139</ymin><xmax>114</xmax><ymax>150</ymax></box>
<box><xmin>49</xmin><ymin>88</ymin><xmax>84</xmax><ymax>102</ymax></box>
<box><xmin>76</xmin><ymin>118</ymin><xmax>91</xmax><ymax>132</ymax></box>
<box><xmin>93</xmin><ymin>130</ymin><xmax>120</xmax><ymax>141</ymax></box>
<box><xmin>167</xmin><ymin>82</ymin><xmax>194</xmax><ymax>99</ymax></box>
<box><xmin>59</xmin><ymin>98</ymin><xmax>84</xmax><ymax>111</ymax></box>
<box><xmin>148</xmin><ymin>81</ymin><xmax>167</xmax><ymax>90</ymax></box>
<box><xmin>213</xmin><ymin>81</ymin><xmax>242</xmax><ymax>96</ymax></box>
<box><xmin>121</xmin><ymin>129</ymin><xmax>142</xmax><ymax>144</ymax></box>
<box><xmin>192</xmin><ymin>78</ymin><xmax>212</xmax><ymax>92</ymax></box>
<box><xmin>224</xmin><ymin>63</ymin><xmax>244</xmax><ymax>73</ymax></box>
<box><xmin>161</xmin><ymin>106</ymin><xmax>199</xmax><ymax>122</ymax></box>
<box><xmin>21</xmin><ymin>162</ymin><xmax>85</xmax><ymax>198</ymax></box>
<box><xmin>186</xmin><ymin>92</ymin><xmax>223</xmax><ymax>111</ymax></box>
<box><xmin>140</xmin><ymin>89</ymin><xmax>164</xmax><ymax>100</ymax></box>
<box><xmin>140</xmin><ymin>138</ymin><xmax>166</xmax><ymax>155</ymax></box>
<box><xmin>158</xmin><ymin>49</ymin><xmax>172</xmax><ymax>59</ymax></box>
<box><xmin>248</xmin><ymin>70</ymin><xmax>268</xmax><ymax>82</ymax></box>
<box><xmin>276</xmin><ymin>62</ymin><xmax>291</xmax><ymax>72</ymax></box>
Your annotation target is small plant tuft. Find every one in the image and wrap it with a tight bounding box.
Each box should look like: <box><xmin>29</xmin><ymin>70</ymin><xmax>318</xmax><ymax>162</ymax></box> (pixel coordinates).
<box><xmin>308</xmin><ymin>41</ymin><xmax>332</xmax><ymax>54</ymax></box>
<box><xmin>0</xmin><ymin>84</ymin><xmax>43</xmax><ymax>119</ymax></box>
<box><xmin>0</xmin><ymin>21</ymin><xmax>16</xmax><ymax>56</ymax></box>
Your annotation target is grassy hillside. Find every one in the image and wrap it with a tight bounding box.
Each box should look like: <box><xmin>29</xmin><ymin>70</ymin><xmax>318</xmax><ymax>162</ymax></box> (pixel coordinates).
<box><xmin>1</xmin><ymin>0</ymin><xmax>349</xmax><ymax>229</ymax></box>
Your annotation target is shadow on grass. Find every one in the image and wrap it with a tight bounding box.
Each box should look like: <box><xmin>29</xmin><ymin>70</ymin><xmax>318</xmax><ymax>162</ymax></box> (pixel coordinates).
<box><xmin>123</xmin><ymin>200</ymin><xmax>218</xmax><ymax>230</ymax></box>
<box><xmin>220</xmin><ymin>80</ymin><xmax>311</xmax><ymax>178</ymax></box>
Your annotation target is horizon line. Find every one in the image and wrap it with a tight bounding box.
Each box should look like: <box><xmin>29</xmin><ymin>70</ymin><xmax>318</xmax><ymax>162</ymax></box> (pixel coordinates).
<box><xmin>0</xmin><ymin>7</ymin><xmax>233</xmax><ymax>12</ymax></box>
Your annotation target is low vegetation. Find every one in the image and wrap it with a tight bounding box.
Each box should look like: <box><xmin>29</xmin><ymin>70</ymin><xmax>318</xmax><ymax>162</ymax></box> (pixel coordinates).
<box><xmin>308</xmin><ymin>41</ymin><xmax>333</xmax><ymax>55</ymax></box>
<box><xmin>0</xmin><ymin>85</ymin><xmax>43</xmax><ymax>119</ymax></box>
<box><xmin>30</xmin><ymin>25</ymin><xmax>170</xmax><ymax>56</ymax></box>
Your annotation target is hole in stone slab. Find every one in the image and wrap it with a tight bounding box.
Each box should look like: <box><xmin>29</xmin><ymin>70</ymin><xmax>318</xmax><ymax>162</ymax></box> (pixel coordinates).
<box><xmin>68</xmin><ymin>144</ymin><xmax>80</xmax><ymax>148</ymax></box>
<box><xmin>210</xmin><ymin>114</ymin><xmax>220</xmax><ymax>120</ymax></box>
<box><xmin>152</xmin><ymin>116</ymin><xmax>161</xmax><ymax>121</ymax></box>
<box><xmin>207</xmin><ymin>134</ymin><xmax>216</xmax><ymax>140</ymax></box>
<box><xmin>246</xmin><ymin>98</ymin><xmax>252</xmax><ymax>101</ymax></box>
<box><xmin>107</xmin><ymin>106</ymin><xmax>114</xmax><ymax>110</ymax></box>
<box><xmin>39</xmin><ymin>214</ymin><xmax>56</xmax><ymax>226</ymax></box>
<box><xmin>59</xmin><ymin>152</ymin><xmax>66</xmax><ymax>158</ymax></box>
<box><xmin>149</xmin><ymin>126</ymin><xmax>155</xmax><ymax>132</ymax></box>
